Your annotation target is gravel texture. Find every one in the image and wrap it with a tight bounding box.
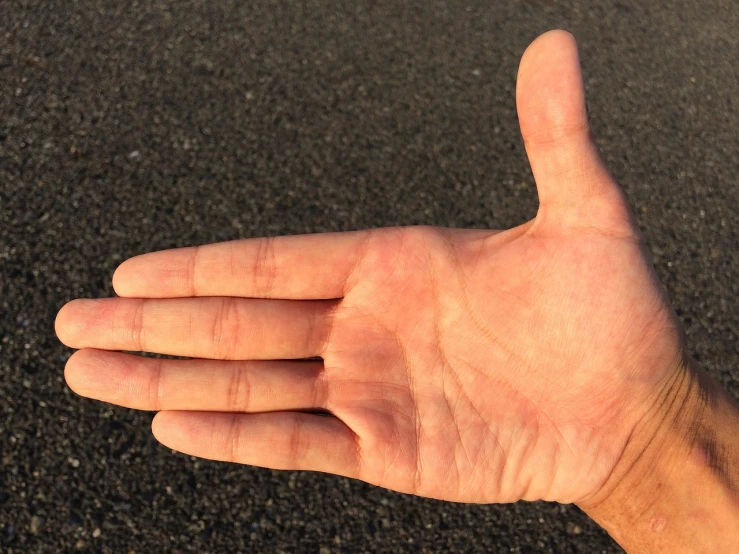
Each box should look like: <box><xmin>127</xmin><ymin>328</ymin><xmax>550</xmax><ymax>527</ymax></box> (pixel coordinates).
<box><xmin>1</xmin><ymin>1</ymin><xmax>737</xmax><ymax>552</ymax></box>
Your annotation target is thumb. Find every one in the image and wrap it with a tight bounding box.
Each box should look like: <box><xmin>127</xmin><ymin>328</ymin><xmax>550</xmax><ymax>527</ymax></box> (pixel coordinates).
<box><xmin>516</xmin><ymin>30</ymin><xmax>631</xmax><ymax>232</ymax></box>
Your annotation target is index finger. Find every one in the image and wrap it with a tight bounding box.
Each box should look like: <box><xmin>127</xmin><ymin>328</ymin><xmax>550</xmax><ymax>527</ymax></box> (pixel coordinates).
<box><xmin>112</xmin><ymin>229</ymin><xmax>373</xmax><ymax>300</ymax></box>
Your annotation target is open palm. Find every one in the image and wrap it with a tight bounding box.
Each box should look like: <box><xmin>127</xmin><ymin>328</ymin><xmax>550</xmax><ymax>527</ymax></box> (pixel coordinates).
<box><xmin>56</xmin><ymin>31</ymin><xmax>686</xmax><ymax>504</ymax></box>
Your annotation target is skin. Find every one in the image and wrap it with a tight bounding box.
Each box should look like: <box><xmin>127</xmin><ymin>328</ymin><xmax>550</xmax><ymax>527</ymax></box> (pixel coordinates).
<box><xmin>55</xmin><ymin>31</ymin><xmax>738</xmax><ymax>550</ymax></box>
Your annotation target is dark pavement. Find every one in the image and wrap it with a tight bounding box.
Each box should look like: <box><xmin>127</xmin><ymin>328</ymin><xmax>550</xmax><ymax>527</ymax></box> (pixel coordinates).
<box><xmin>1</xmin><ymin>1</ymin><xmax>737</xmax><ymax>552</ymax></box>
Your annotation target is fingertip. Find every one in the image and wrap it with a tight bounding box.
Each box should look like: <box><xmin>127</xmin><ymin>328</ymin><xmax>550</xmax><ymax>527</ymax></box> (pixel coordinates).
<box><xmin>151</xmin><ymin>411</ymin><xmax>196</xmax><ymax>448</ymax></box>
<box><xmin>55</xmin><ymin>301</ymin><xmax>71</xmax><ymax>340</ymax></box>
<box><xmin>536</xmin><ymin>29</ymin><xmax>576</xmax><ymax>46</ymax></box>
<box><xmin>55</xmin><ymin>299</ymin><xmax>87</xmax><ymax>346</ymax></box>
<box><xmin>63</xmin><ymin>349</ymin><xmax>84</xmax><ymax>392</ymax></box>
<box><xmin>112</xmin><ymin>258</ymin><xmax>136</xmax><ymax>297</ymax></box>
<box><xmin>63</xmin><ymin>348</ymin><xmax>104</xmax><ymax>397</ymax></box>
<box><xmin>517</xmin><ymin>29</ymin><xmax>586</xmax><ymax>144</ymax></box>
<box><xmin>113</xmin><ymin>252</ymin><xmax>182</xmax><ymax>298</ymax></box>
<box><xmin>151</xmin><ymin>410</ymin><xmax>167</xmax><ymax>439</ymax></box>
<box><xmin>150</xmin><ymin>412</ymin><xmax>180</xmax><ymax>451</ymax></box>
<box><xmin>519</xmin><ymin>29</ymin><xmax>577</xmax><ymax>72</ymax></box>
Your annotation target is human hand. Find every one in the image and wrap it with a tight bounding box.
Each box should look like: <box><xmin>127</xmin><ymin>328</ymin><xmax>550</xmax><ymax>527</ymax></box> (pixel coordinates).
<box><xmin>55</xmin><ymin>30</ymin><xmax>688</xmax><ymax>505</ymax></box>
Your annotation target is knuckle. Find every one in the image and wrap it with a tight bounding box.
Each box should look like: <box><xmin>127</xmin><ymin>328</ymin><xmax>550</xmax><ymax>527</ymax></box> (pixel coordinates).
<box><xmin>253</xmin><ymin>236</ymin><xmax>277</xmax><ymax>297</ymax></box>
<box><xmin>311</xmin><ymin>366</ymin><xmax>330</xmax><ymax>409</ymax></box>
<box><xmin>305</xmin><ymin>304</ymin><xmax>324</xmax><ymax>354</ymax></box>
<box><xmin>287</xmin><ymin>416</ymin><xmax>308</xmax><ymax>467</ymax></box>
<box><xmin>320</xmin><ymin>301</ymin><xmax>341</xmax><ymax>355</ymax></box>
<box><xmin>211</xmin><ymin>297</ymin><xmax>241</xmax><ymax>359</ymax></box>
<box><xmin>221</xmin><ymin>415</ymin><xmax>242</xmax><ymax>463</ymax></box>
<box><xmin>187</xmin><ymin>245</ymin><xmax>201</xmax><ymax>296</ymax></box>
<box><xmin>127</xmin><ymin>300</ymin><xmax>146</xmax><ymax>352</ymax></box>
<box><xmin>225</xmin><ymin>364</ymin><xmax>250</xmax><ymax>412</ymax></box>
<box><xmin>147</xmin><ymin>358</ymin><xmax>165</xmax><ymax>410</ymax></box>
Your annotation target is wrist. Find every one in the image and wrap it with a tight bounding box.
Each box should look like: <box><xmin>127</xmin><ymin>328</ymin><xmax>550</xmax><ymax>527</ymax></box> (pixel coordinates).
<box><xmin>578</xmin><ymin>357</ymin><xmax>739</xmax><ymax>552</ymax></box>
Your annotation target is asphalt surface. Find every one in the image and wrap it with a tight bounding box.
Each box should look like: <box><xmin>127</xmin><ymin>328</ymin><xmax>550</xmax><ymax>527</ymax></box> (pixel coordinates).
<box><xmin>1</xmin><ymin>1</ymin><xmax>737</xmax><ymax>552</ymax></box>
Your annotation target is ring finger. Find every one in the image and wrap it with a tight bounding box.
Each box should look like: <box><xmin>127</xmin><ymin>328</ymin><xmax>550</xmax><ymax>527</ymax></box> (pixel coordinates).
<box><xmin>65</xmin><ymin>349</ymin><xmax>330</xmax><ymax>413</ymax></box>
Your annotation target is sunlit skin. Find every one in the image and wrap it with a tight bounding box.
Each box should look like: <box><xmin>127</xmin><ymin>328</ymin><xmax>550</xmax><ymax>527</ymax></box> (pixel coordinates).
<box><xmin>56</xmin><ymin>31</ymin><xmax>687</xmax><ymax>505</ymax></box>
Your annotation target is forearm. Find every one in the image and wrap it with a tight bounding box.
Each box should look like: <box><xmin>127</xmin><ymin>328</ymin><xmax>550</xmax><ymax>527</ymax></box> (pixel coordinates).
<box><xmin>579</xmin><ymin>358</ymin><xmax>739</xmax><ymax>552</ymax></box>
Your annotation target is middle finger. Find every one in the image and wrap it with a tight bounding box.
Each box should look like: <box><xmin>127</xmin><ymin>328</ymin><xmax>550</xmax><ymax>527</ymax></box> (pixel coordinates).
<box><xmin>55</xmin><ymin>297</ymin><xmax>338</xmax><ymax>359</ymax></box>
